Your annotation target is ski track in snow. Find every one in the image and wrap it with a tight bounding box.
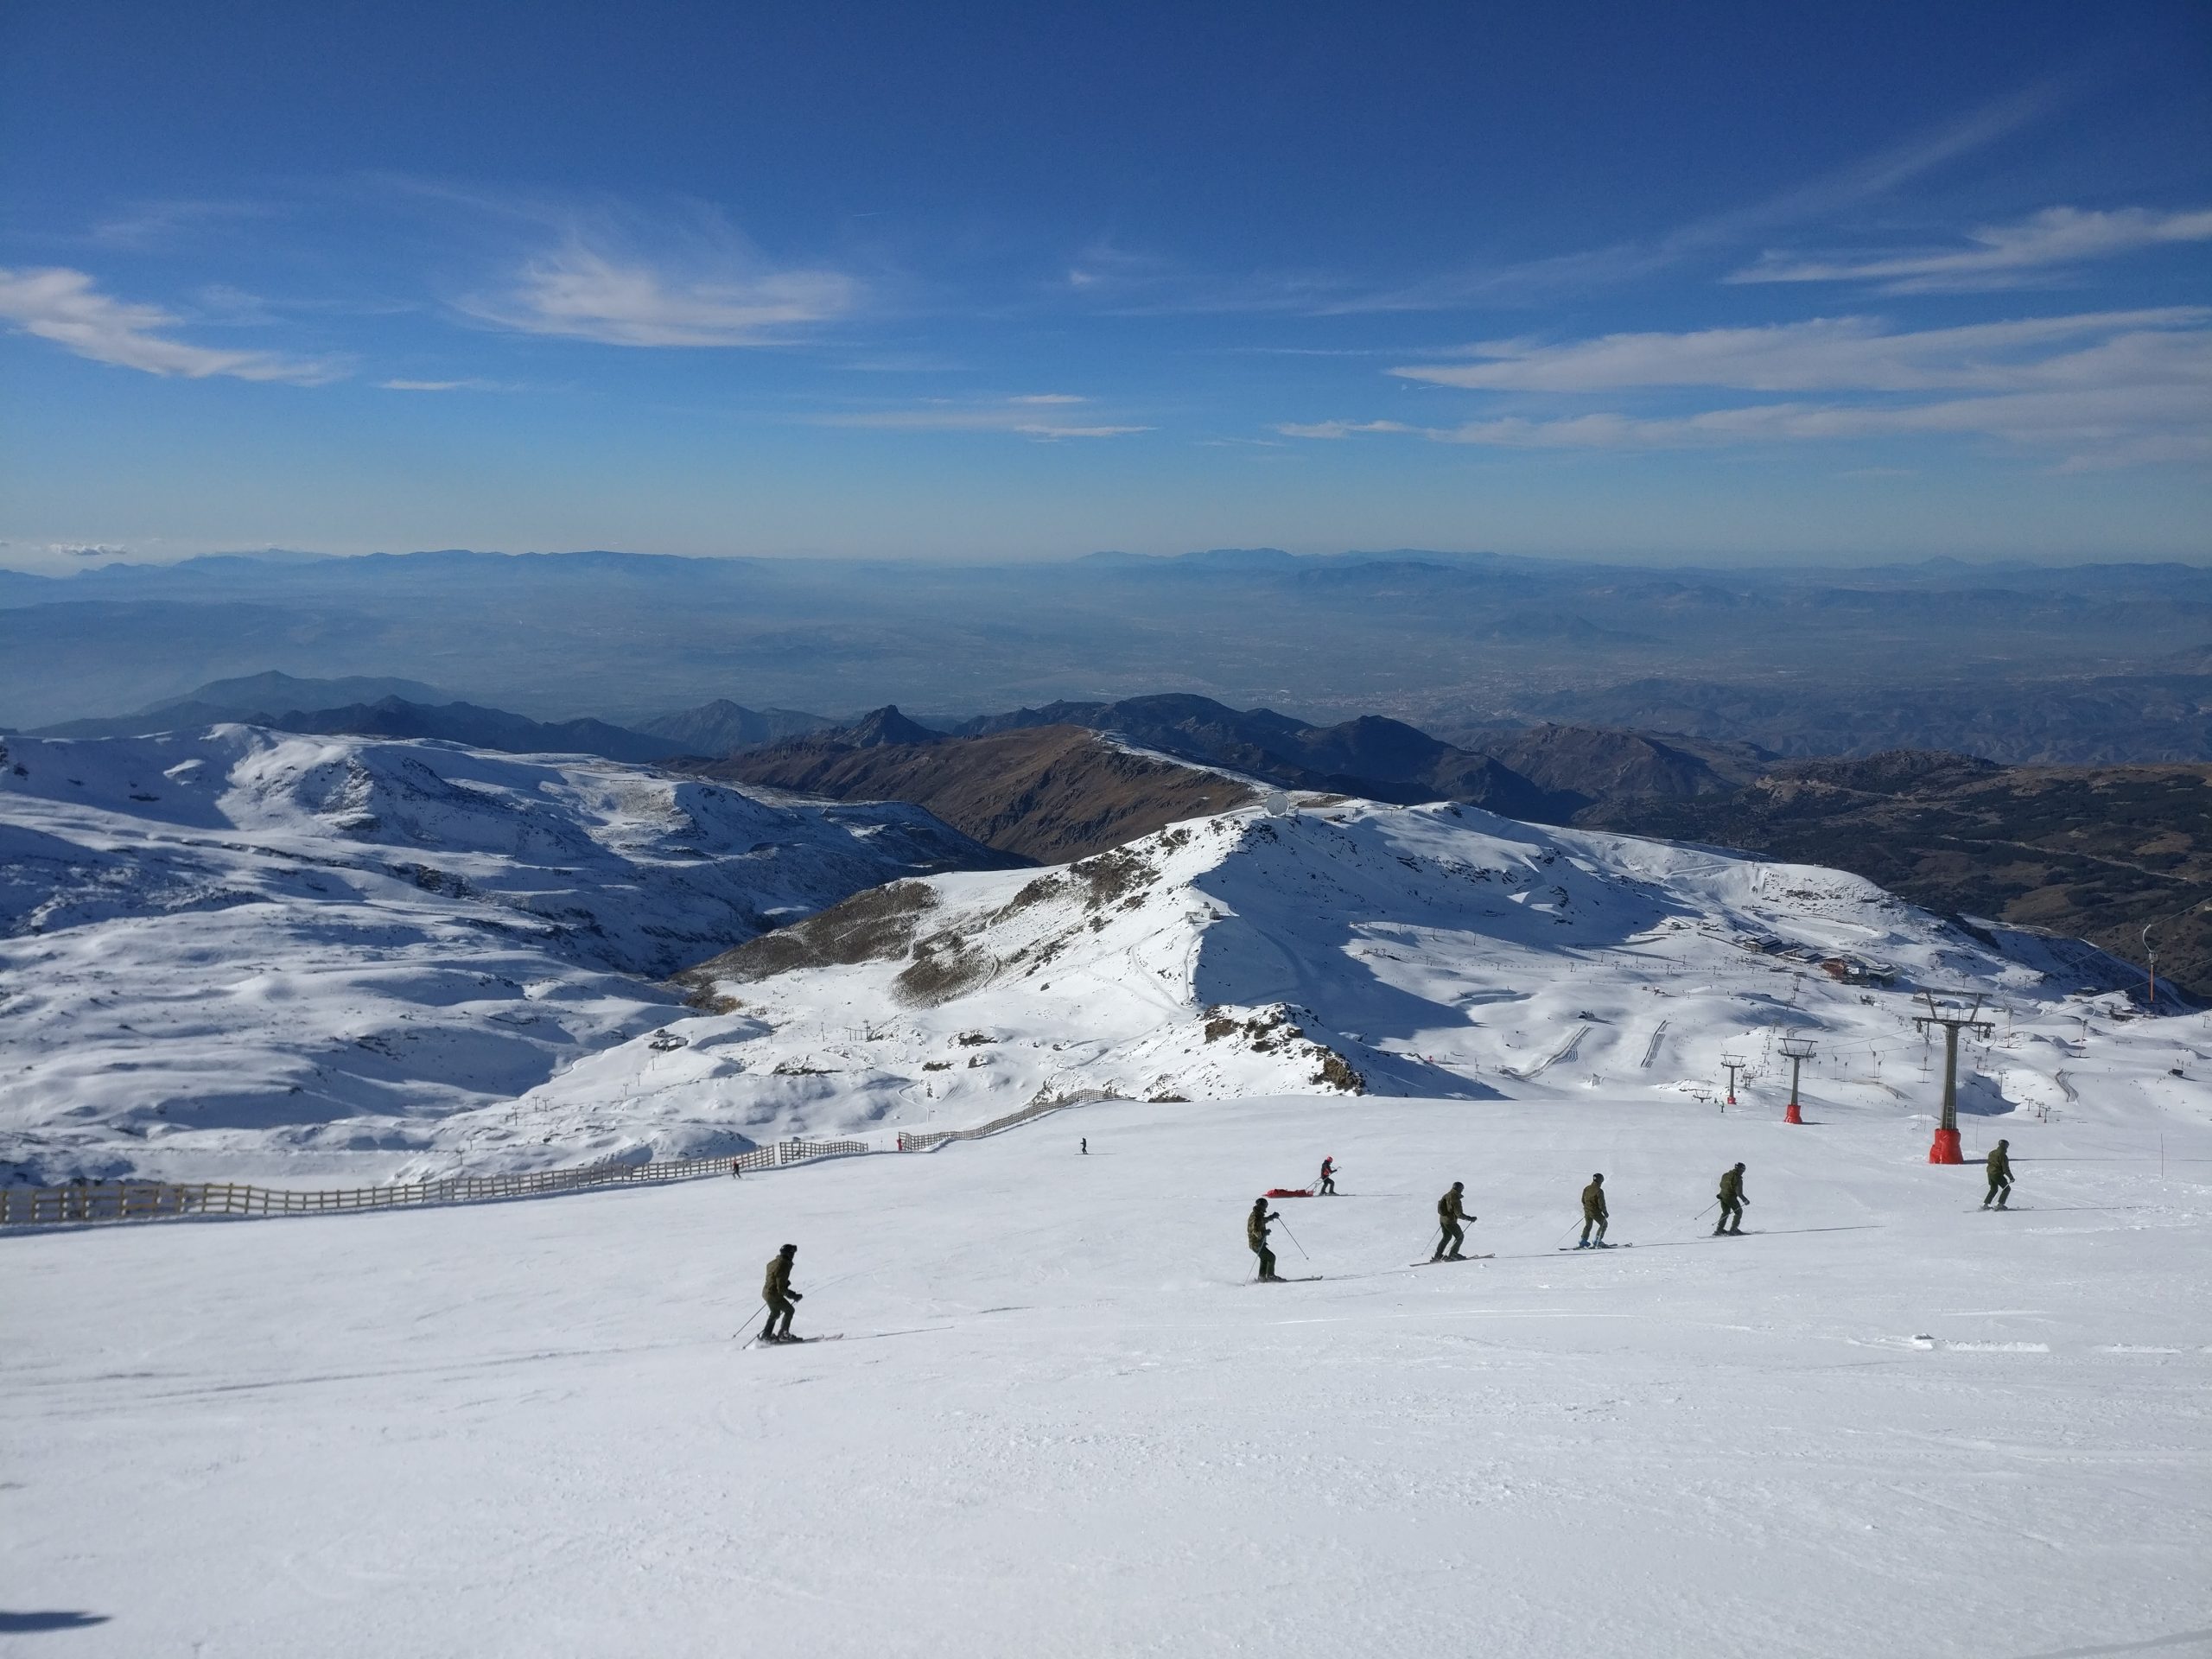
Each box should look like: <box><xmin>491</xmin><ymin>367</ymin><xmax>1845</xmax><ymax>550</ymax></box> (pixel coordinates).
<box><xmin>4</xmin><ymin>1093</ymin><xmax>2209</xmax><ymax>1657</ymax></box>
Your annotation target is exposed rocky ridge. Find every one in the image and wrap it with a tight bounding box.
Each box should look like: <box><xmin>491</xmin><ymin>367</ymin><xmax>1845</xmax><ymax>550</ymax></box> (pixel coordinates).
<box><xmin>690</xmin><ymin>723</ymin><xmax>1257</xmax><ymax>861</ymax></box>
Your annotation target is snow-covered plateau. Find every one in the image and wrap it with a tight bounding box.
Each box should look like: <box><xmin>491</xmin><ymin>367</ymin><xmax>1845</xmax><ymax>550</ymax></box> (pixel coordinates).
<box><xmin>4</xmin><ymin>733</ymin><xmax>2210</xmax><ymax>1655</ymax></box>
<box><xmin>0</xmin><ymin>726</ymin><xmax>1007</xmax><ymax>1182</ymax></box>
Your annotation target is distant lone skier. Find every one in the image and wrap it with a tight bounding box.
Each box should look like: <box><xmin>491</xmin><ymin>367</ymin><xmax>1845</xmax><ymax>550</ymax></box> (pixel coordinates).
<box><xmin>1248</xmin><ymin>1198</ymin><xmax>1283</xmax><ymax>1281</ymax></box>
<box><xmin>1318</xmin><ymin>1156</ymin><xmax>1337</xmax><ymax>1196</ymax></box>
<box><xmin>1714</xmin><ymin>1162</ymin><xmax>1747</xmax><ymax>1236</ymax></box>
<box><xmin>1081</xmin><ymin>1137</ymin><xmax>1088</xmax><ymax>1155</ymax></box>
<box><xmin>760</xmin><ymin>1243</ymin><xmax>803</xmax><ymax>1342</ymax></box>
<box><xmin>1579</xmin><ymin>1173</ymin><xmax>1610</xmax><ymax>1248</ymax></box>
<box><xmin>1433</xmin><ymin>1180</ymin><xmax>1474</xmax><ymax>1260</ymax></box>
<box><xmin>1983</xmin><ymin>1139</ymin><xmax>2014</xmax><ymax>1210</ymax></box>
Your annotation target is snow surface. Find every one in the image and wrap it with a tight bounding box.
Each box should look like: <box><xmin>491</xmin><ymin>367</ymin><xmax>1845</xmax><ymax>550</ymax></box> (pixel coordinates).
<box><xmin>444</xmin><ymin>798</ymin><xmax>2190</xmax><ymax>1177</ymax></box>
<box><xmin>5</xmin><ymin>1087</ymin><xmax>2209</xmax><ymax>1656</ymax></box>
<box><xmin>0</xmin><ymin>727</ymin><xmax>1004</xmax><ymax>1182</ymax></box>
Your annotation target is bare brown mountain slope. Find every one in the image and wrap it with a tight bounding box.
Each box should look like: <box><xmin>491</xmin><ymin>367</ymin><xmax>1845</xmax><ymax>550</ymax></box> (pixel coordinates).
<box><xmin>690</xmin><ymin>724</ymin><xmax>1258</xmax><ymax>862</ymax></box>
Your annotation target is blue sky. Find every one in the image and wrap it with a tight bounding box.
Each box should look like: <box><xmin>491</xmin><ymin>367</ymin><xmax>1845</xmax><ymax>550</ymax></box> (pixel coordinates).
<box><xmin>2</xmin><ymin>1</ymin><xmax>2208</xmax><ymax>570</ymax></box>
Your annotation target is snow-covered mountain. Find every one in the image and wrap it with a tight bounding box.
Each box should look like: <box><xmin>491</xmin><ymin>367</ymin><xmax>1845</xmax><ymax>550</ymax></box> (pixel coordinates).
<box><xmin>432</xmin><ymin>796</ymin><xmax>2172</xmax><ymax>1173</ymax></box>
<box><xmin>0</xmin><ymin>726</ymin><xmax>1015</xmax><ymax>1182</ymax></box>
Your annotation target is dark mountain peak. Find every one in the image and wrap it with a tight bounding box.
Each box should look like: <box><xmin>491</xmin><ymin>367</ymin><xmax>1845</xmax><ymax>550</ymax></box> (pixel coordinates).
<box><xmin>632</xmin><ymin>700</ymin><xmax>831</xmax><ymax>754</ymax></box>
<box><xmin>154</xmin><ymin>671</ymin><xmax>453</xmax><ymax>715</ymax></box>
<box><xmin>842</xmin><ymin>705</ymin><xmax>944</xmax><ymax>748</ymax></box>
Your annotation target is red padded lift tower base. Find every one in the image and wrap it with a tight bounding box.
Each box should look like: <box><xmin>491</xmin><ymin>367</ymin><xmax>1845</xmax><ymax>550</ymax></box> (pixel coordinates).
<box><xmin>1928</xmin><ymin>1128</ymin><xmax>1964</xmax><ymax>1164</ymax></box>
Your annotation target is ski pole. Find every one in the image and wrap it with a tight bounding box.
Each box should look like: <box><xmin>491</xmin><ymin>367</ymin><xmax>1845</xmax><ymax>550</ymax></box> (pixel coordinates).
<box><xmin>737</xmin><ymin>1304</ymin><xmax>770</xmax><ymax>1345</ymax></box>
<box><xmin>1274</xmin><ymin>1215</ymin><xmax>1310</xmax><ymax>1261</ymax></box>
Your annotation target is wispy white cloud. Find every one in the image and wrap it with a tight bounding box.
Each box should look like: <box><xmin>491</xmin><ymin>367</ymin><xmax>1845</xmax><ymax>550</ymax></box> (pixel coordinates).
<box><xmin>1732</xmin><ymin>206</ymin><xmax>2212</xmax><ymax>293</ymax></box>
<box><xmin>377</xmin><ymin>377</ymin><xmax>514</xmax><ymax>392</ymax></box>
<box><xmin>464</xmin><ymin>240</ymin><xmax>859</xmax><ymax>347</ymax></box>
<box><xmin>48</xmin><ymin>542</ymin><xmax>128</xmax><ymax>558</ymax></box>
<box><xmin>821</xmin><ymin>395</ymin><xmax>1147</xmax><ymax>440</ymax></box>
<box><xmin>0</xmin><ymin>267</ymin><xmax>342</xmax><ymax>383</ymax></box>
<box><xmin>1408</xmin><ymin>385</ymin><xmax>2211</xmax><ymax>470</ymax></box>
<box><xmin>1274</xmin><ymin>419</ymin><xmax>1420</xmax><ymax>440</ymax></box>
<box><xmin>1282</xmin><ymin>309</ymin><xmax>2211</xmax><ymax>469</ymax></box>
<box><xmin>1389</xmin><ymin>309</ymin><xmax>2208</xmax><ymax>393</ymax></box>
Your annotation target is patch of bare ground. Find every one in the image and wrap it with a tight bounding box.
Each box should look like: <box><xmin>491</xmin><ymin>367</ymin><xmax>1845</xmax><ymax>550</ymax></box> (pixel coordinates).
<box><xmin>686</xmin><ymin>725</ymin><xmax>1257</xmax><ymax>861</ymax></box>
<box><xmin>675</xmin><ymin>880</ymin><xmax>938</xmax><ymax>988</ymax></box>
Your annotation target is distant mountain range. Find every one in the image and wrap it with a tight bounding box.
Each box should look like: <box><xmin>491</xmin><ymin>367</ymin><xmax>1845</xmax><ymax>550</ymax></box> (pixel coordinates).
<box><xmin>28</xmin><ymin>675</ymin><xmax>831</xmax><ymax>766</ymax></box>
<box><xmin>704</xmin><ymin>696</ymin><xmax>1780</xmax><ymax>860</ymax></box>
<box><xmin>706</xmin><ymin>696</ymin><xmax>2208</xmax><ymax>1000</ymax></box>
<box><xmin>16</xmin><ymin>668</ymin><xmax>2204</xmax><ymax>999</ymax></box>
<box><xmin>4</xmin><ymin>546</ymin><xmax>2207</xmax><ymax>762</ymax></box>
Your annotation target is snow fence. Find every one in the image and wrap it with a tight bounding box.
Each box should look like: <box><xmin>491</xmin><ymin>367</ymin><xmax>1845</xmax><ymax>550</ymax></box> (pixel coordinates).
<box><xmin>895</xmin><ymin>1088</ymin><xmax>1122</xmax><ymax>1152</ymax></box>
<box><xmin>0</xmin><ymin>1136</ymin><xmax>870</xmax><ymax>1230</ymax></box>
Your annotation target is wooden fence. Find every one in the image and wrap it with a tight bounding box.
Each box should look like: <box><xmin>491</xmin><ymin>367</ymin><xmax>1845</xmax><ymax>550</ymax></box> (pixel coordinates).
<box><xmin>0</xmin><ymin>1084</ymin><xmax>1126</xmax><ymax>1230</ymax></box>
<box><xmin>0</xmin><ymin>1135</ymin><xmax>871</xmax><ymax>1230</ymax></box>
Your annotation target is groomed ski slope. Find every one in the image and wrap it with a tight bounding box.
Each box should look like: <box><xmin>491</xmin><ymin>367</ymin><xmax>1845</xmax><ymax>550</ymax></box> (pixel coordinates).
<box><xmin>7</xmin><ymin>1088</ymin><xmax>2209</xmax><ymax>1658</ymax></box>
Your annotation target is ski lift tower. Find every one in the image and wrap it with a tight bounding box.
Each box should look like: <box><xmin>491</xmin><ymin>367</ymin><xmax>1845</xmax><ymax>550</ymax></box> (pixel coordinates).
<box><xmin>1777</xmin><ymin>1038</ymin><xmax>1815</xmax><ymax>1124</ymax></box>
<box><xmin>1720</xmin><ymin>1052</ymin><xmax>1746</xmax><ymax>1106</ymax></box>
<box><xmin>1913</xmin><ymin>991</ymin><xmax>1994</xmax><ymax>1164</ymax></box>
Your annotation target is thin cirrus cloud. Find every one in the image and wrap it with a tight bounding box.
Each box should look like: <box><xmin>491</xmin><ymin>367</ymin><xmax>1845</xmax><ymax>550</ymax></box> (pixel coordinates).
<box><xmin>461</xmin><ymin>241</ymin><xmax>861</xmax><ymax>347</ymax></box>
<box><xmin>1385</xmin><ymin>309</ymin><xmax>2209</xmax><ymax>394</ymax></box>
<box><xmin>1731</xmin><ymin>206</ymin><xmax>2212</xmax><ymax>293</ymax></box>
<box><xmin>0</xmin><ymin>266</ymin><xmax>341</xmax><ymax>384</ymax></box>
<box><xmin>1280</xmin><ymin>308</ymin><xmax>2211</xmax><ymax>468</ymax></box>
<box><xmin>819</xmin><ymin>395</ymin><xmax>1148</xmax><ymax>440</ymax></box>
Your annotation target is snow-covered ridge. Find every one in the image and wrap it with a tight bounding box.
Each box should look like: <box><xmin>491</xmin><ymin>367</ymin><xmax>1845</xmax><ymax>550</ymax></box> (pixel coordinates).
<box><xmin>435</xmin><ymin>797</ymin><xmax>2182</xmax><ymax>1173</ymax></box>
<box><xmin>0</xmin><ymin>726</ymin><xmax>1012</xmax><ymax>1182</ymax></box>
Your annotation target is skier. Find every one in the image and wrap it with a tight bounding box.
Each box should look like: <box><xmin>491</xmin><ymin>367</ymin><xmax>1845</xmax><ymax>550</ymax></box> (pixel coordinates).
<box><xmin>1579</xmin><ymin>1173</ymin><xmax>1610</xmax><ymax>1248</ymax></box>
<box><xmin>1248</xmin><ymin>1197</ymin><xmax>1283</xmax><ymax>1281</ymax></box>
<box><xmin>760</xmin><ymin>1243</ymin><xmax>803</xmax><ymax>1342</ymax></box>
<box><xmin>1318</xmin><ymin>1156</ymin><xmax>1337</xmax><ymax>1196</ymax></box>
<box><xmin>1714</xmin><ymin>1162</ymin><xmax>1747</xmax><ymax>1236</ymax></box>
<box><xmin>1433</xmin><ymin>1180</ymin><xmax>1474</xmax><ymax>1260</ymax></box>
<box><xmin>1081</xmin><ymin>1137</ymin><xmax>1088</xmax><ymax>1155</ymax></box>
<box><xmin>1982</xmin><ymin>1139</ymin><xmax>2014</xmax><ymax>1210</ymax></box>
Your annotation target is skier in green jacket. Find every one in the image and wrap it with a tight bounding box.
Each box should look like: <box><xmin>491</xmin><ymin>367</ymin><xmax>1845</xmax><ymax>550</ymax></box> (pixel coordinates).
<box><xmin>1983</xmin><ymin>1140</ymin><xmax>2014</xmax><ymax>1210</ymax></box>
<box><xmin>1433</xmin><ymin>1181</ymin><xmax>1474</xmax><ymax>1260</ymax></box>
<box><xmin>760</xmin><ymin>1243</ymin><xmax>803</xmax><ymax>1342</ymax></box>
<box><xmin>1248</xmin><ymin>1198</ymin><xmax>1282</xmax><ymax>1281</ymax></box>
<box><xmin>1715</xmin><ymin>1163</ymin><xmax>1747</xmax><ymax>1236</ymax></box>
<box><xmin>1579</xmin><ymin>1173</ymin><xmax>1609</xmax><ymax>1247</ymax></box>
